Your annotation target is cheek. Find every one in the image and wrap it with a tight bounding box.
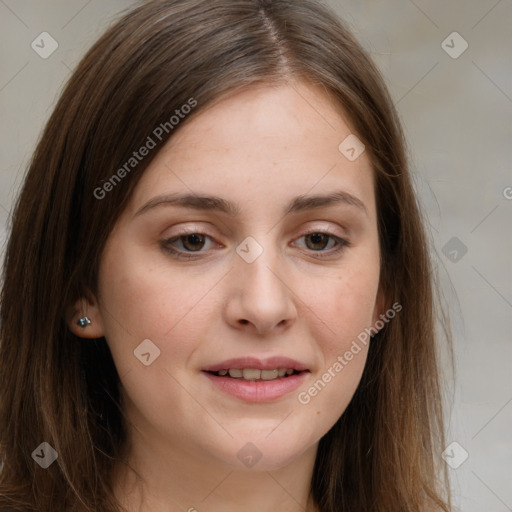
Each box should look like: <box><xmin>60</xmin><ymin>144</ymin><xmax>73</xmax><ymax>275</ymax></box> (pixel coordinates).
<box><xmin>300</xmin><ymin>262</ymin><xmax>380</xmax><ymax>353</ymax></box>
<box><xmin>95</xmin><ymin>245</ymin><xmax>223</xmax><ymax>432</ymax></box>
<box><xmin>292</xmin><ymin>254</ymin><xmax>379</xmax><ymax>417</ymax></box>
<box><xmin>295</xmin><ymin>273</ymin><xmax>376</xmax><ymax>424</ymax></box>
<box><xmin>96</xmin><ymin>243</ymin><xmax>215</xmax><ymax>375</ymax></box>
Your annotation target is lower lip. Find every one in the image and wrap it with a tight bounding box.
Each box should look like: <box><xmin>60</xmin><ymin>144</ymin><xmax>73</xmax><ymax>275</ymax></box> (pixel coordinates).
<box><xmin>203</xmin><ymin>371</ymin><xmax>309</xmax><ymax>402</ymax></box>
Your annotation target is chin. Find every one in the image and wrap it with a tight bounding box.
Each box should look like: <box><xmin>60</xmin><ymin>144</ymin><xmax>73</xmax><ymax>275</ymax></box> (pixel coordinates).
<box><xmin>211</xmin><ymin>431</ymin><xmax>315</xmax><ymax>472</ymax></box>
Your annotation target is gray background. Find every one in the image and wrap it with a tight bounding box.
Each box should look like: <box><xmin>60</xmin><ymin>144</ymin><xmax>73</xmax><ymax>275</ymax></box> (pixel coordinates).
<box><xmin>0</xmin><ymin>1</ymin><xmax>511</xmax><ymax>510</ymax></box>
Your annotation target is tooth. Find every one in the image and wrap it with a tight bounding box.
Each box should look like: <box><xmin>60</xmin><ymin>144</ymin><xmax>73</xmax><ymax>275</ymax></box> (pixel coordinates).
<box><xmin>228</xmin><ymin>369</ymin><xmax>243</xmax><ymax>378</ymax></box>
<box><xmin>242</xmin><ymin>368</ymin><xmax>261</xmax><ymax>380</ymax></box>
<box><xmin>261</xmin><ymin>369</ymin><xmax>279</xmax><ymax>380</ymax></box>
<box><xmin>278</xmin><ymin>368</ymin><xmax>287</xmax><ymax>377</ymax></box>
<box><xmin>217</xmin><ymin>369</ymin><xmax>228</xmax><ymax>376</ymax></box>
<box><xmin>285</xmin><ymin>369</ymin><xmax>294</xmax><ymax>375</ymax></box>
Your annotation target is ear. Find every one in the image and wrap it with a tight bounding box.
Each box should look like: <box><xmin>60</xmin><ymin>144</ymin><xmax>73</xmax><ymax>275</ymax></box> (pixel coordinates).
<box><xmin>66</xmin><ymin>293</ymin><xmax>106</xmax><ymax>339</ymax></box>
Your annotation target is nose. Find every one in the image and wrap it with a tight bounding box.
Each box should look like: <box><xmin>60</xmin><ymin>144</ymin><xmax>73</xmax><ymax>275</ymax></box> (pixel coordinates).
<box><xmin>223</xmin><ymin>238</ymin><xmax>297</xmax><ymax>335</ymax></box>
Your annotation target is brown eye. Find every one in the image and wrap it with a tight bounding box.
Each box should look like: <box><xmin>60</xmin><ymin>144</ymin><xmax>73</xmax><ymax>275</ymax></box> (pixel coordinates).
<box><xmin>180</xmin><ymin>233</ymin><xmax>206</xmax><ymax>251</ymax></box>
<box><xmin>303</xmin><ymin>233</ymin><xmax>333</xmax><ymax>251</ymax></box>
<box><xmin>293</xmin><ymin>230</ymin><xmax>350</xmax><ymax>259</ymax></box>
<box><xmin>161</xmin><ymin>231</ymin><xmax>218</xmax><ymax>260</ymax></box>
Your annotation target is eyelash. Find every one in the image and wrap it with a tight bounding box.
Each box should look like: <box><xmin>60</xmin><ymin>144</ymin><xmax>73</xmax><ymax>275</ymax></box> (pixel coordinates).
<box><xmin>160</xmin><ymin>229</ymin><xmax>350</xmax><ymax>261</ymax></box>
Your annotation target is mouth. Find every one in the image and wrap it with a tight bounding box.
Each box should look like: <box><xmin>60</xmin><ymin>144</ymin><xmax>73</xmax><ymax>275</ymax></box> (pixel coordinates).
<box><xmin>205</xmin><ymin>368</ymin><xmax>304</xmax><ymax>380</ymax></box>
<box><xmin>201</xmin><ymin>356</ymin><xmax>311</xmax><ymax>402</ymax></box>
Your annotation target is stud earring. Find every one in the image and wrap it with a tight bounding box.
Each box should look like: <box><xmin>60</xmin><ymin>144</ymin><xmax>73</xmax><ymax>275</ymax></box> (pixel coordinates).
<box><xmin>77</xmin><ymin>316</ymin><xmax>92</xmax><ymax>328</ymax></box>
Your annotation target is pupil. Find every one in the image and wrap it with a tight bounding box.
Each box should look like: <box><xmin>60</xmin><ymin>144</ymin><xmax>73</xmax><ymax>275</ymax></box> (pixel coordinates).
<box><xmin>306</xmin><ymin>233</ymin><xmax>328</xmax><ymax>250</ymax></box>
<box><xmin>183</xmin><ymin>234</ymin><xmax>205</xmax><ymax>251</ymax></box>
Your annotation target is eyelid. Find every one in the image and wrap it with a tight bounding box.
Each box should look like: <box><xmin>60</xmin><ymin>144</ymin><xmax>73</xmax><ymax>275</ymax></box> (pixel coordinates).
<box><xmin>297</xmin><ymin>224</ymin><xmax>347</xmax><ymax>239</ymax></box>
<box><xmin>164</xmin><ymin>221</ymin><xmax>348</xmax><ymax>241</ymax></box>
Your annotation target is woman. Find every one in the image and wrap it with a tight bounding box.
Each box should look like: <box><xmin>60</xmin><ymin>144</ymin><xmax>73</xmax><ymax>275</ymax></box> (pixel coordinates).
<box><xmin>0</xmin><ymin>0</ymin><xmax>452</xmax><ymax>510</ymax></box>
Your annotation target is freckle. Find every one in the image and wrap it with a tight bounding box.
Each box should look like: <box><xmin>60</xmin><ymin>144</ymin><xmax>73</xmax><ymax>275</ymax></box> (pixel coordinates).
<box><xmin>316</xmin><ymin>410</ymin><xmax>320</xmax><ymax>415</ymax></box>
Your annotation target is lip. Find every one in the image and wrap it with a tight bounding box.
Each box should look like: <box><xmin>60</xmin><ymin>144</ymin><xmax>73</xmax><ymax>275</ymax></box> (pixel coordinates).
<box><xmin>203</xmin><ymin>370</ymin><xmax>309</xmax><ymax>402</ymax></box>
<box><xmin>202</xmin><ymin>356</ymin><xmax>311</xmax><ymax>403</ymax></box>
<box><xmin>201</xmin><ymin>356</ymin><xmax>310</xmax><ymax>372</ymax></box>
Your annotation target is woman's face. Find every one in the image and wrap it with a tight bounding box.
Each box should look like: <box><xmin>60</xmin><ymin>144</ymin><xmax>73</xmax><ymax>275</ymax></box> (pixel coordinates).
<box><xmin>90</xmin><ymin>81</ymin><xmax>383</xmax><ymax>471</ymax></box>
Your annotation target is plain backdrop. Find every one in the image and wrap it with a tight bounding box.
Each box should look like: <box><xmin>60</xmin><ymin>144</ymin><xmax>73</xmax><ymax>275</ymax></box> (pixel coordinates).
<box><xmin>0</xmin><ymin>1</ymin><xmax>511</xmax><ymax>510</ymax></box>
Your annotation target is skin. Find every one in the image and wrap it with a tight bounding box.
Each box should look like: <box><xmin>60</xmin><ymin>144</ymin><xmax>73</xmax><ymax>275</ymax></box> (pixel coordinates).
<box><xmin>70</xmin><ymin>80</ymin><xmax>385</xmax><ymax>512</ymax></box>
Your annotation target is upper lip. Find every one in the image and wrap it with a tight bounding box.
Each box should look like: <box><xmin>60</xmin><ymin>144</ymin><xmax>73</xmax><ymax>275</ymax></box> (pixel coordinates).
<box><xmin>202</xmin><ymin>356</ymin><xmax>310</xmax><ymax>372</ymax></box>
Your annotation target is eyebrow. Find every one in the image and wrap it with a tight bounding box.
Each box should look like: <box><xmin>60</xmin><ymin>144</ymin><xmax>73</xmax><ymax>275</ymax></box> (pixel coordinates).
<box><xmin>134</xmin><ymin>189</ymin><xmax>368</xmax><ymax>218</ymax></box>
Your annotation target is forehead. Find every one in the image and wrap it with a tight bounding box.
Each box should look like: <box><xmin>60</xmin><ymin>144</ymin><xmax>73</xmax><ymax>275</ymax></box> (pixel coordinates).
<box><xmin>166</xmin><ymin>82</ymin><xmax>361</xmax><ymax>156</ymax></box>
<box><xmin>126</xmin><ymin>81</ymin><xmax>376</xmax><ymax>220</ymax></box>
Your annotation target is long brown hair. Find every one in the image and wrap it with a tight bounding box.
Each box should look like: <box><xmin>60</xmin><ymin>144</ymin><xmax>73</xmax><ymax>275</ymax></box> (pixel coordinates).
<box><xmin>0</xmin><ymin>0</ymin><xmax>452</xmax><ymax>510</ymax></box>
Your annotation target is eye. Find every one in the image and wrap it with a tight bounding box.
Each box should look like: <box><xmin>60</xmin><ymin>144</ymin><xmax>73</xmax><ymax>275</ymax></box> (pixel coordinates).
<box><xmin>161</xmin><ymin>232</ymin><xmax>218</xmax><ymax>260</ymax></box>
<box><xmin>161</xmin><ymin>229</ymin><xmax>350</xmax><ymax>261</ymax></box>
<box><xmin>293</xmin><ymin>230</ymin><xmax>349</xmax><ymax>258</ymax></box>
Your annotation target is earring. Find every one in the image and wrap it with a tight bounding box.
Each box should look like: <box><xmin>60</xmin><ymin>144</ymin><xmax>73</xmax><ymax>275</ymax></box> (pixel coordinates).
<box><xmin>77</xmin><ymin>316</ymin><xmax>92</xmax><ymax>328</ymax></box>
